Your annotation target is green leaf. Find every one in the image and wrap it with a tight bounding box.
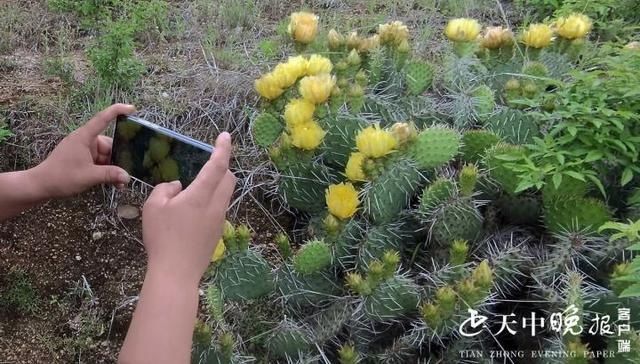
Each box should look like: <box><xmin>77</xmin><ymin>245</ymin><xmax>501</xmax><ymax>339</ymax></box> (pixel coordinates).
<box><xmin>515</xmin><ymin>180</ymin><xmax>536</xmax><ymax>193</ymax></box>
<box><xmin>621</xmin><ymin>168</ymin><xmax>634</xmax><ymax>187</ymax></box>
<box><xmin>585</xmin><ymin>174</ymin><xmax>606</xmax><ymax>198</ymax></box>
<box><xmin>585</xmin><ymin>150</ymin><xmax>603</xmax><ymax>162</ymax></box>
<box><xmin>563</xmin><ymin>171</ymin><xmax>586</xmax><ymax>181</ymax></box>
<box><xmin>494</xmin><ymin>154</ymin><xmax>523</xmax><ymax>162</ymax></box>
<box><xmin>552</xmin><ymin>173</ymin><xmax>562</xmax><ymax>189</ymax></box>
<box><xmin>620</xmin><ymin>283</ymin><xmax>640</xmax><ymax>298</ymax></box>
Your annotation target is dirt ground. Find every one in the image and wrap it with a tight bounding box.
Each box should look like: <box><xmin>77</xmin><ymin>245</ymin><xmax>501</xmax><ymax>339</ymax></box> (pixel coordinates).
<box><xmin>0</xmin><ymin>184</ymin><xmax>288</xmax><ymax>363</ymax></box>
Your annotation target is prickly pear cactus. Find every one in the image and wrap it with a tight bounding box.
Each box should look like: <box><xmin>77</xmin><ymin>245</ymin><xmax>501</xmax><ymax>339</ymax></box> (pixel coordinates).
<box><xmin>199</xmin><ymin>10</ymin><xmax>638</xmax><ymax>363</ymax></box>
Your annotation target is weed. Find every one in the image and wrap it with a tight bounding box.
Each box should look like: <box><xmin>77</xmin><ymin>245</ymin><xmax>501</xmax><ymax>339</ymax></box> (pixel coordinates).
<box><xmin>0</xmin><ymin>270</ymin><xmax>39</xmax><ymax>315</ymax></box>
<box><xmin>217</xmin><ymin>0</ymin><xmax>258</xmax><ymax>29</ymax></box>
<box><xmin>87</xmin><ymin>20</ymin><xmax>144</xmax><ymax>90</ymax></box>
<box><xmin>43</xmin><ymin>56</ymin><xmax>75</xmax><ymax>85</ymax></box>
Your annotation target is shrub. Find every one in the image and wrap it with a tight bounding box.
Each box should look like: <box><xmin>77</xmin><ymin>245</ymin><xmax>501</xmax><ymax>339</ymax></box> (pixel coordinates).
<box><xmin>87</xmin><ymin>20</ymin><xmax>144</xmax><ymax>90</ymax></box>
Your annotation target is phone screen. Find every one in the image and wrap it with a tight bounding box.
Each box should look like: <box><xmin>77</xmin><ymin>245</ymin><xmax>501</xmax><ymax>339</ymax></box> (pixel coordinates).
<box><xmin>111</xmin><ymin>116</ymin><xmax>212</xmax><ymax>187</ymax></box>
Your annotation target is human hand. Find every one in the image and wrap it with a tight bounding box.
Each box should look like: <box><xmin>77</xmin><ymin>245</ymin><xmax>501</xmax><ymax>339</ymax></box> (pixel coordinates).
<box><xmin>31</xmin><ymin>104</ymin><xmax>135</xmax><ymax>199</ymax></box>
<box><xmin>141</xmin><ymin>132</ymin><xmax>236</xmax><ymax>286</ymax></box>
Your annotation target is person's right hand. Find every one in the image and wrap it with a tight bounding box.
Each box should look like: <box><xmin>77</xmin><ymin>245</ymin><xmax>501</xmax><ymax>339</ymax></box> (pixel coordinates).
<box><xmin>141</xmin><ymin>132</ymin><xmax>236</xmax><ymax>286</ymax></box>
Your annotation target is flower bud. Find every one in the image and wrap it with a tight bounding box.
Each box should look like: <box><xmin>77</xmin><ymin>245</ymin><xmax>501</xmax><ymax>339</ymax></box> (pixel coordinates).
<box><xmin>328</xmin><ymin>29</ymin><xmax>344</xmax><ymax>50</ymax></box>
<box><xmin>347</xmin><ymin>49</ymin><xmax>361</xmax><ymax>66</ymax></box>
<box><xmin>346</xmin><ymin>31</ymin><xmax>361</xmax><ymax>50</ymax></box>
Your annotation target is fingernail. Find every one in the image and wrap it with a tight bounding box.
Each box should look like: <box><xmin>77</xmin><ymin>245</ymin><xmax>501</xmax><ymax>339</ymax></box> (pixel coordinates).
<box><xmin>118</xmin><ymin>171</ymin><xmax>130</xmax><ymax>184</ymax></box>
<box><xmin>116</xmin><ymin>183</ymin><xmax>125</xmax><ymax>190</ymax></box>
<box><xmin>221</xmin><ymin>132</ymin><xmax>231</xmax><ymax>142</ymax></box>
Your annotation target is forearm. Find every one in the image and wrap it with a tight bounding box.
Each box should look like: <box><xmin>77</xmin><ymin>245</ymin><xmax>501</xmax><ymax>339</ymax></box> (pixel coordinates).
<box><xmin>0</xmin><ymin>168</ymin><xmax>48</xmax><ymax>221</ymax></box>
<box><xmin>118</xmin><ymin>264</ymin><xmax>200</xmax><ymax>364</ymax></box>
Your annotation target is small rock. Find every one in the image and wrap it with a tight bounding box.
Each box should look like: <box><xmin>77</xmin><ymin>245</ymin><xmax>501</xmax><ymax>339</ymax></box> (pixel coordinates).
<box><xmin>162</xmin><ymin>92</ymin><xmax>169</xmax><ymax>98</ymax></box>
<box><xmin>92</xmin><ymin>231</ymin><xmax>103</xmax><ymax>241</ymax></box>
<box><xmin>117</xmin><ymin>204</ymin><xmax>140</xmax><ymax>220</ymax></box>
<box><xmin>198</xmin><ymin>289</ymin><xmax>204</xmax><ymax>296</ymax></box>
<box><xmin>75</xmin><ymin>255</ymin><xmax>81</xmax><ymax>261</ymax></box>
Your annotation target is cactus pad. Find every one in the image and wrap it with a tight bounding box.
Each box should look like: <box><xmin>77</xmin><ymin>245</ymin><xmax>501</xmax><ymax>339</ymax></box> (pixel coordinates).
<box><xmin>252</xmin><ymin>112</ymin><xmax>283</xmax><ymax>148</ymax></box>
<box><xmin>404</xmin><ymin>60</ymin><xmax>434</xmax><ymax>95</ymax></box>
<box><xmin>215</xmin><ymin>250</ymin><xmax>274</xmax><ymax>301</ymax></box>
<box><xmin>543</xmin><ymin>197</ymin><xmax>611</xmax><ymax>233</ymax></box>
<box><xmin>363</xmin><ymin>275</ymin><xmax>420</xmax><ymax>321</ymax></box>
<box><xmin>363</xmin><ymin>158</ymin><xmax>423</xmax><ymax>224</ymax></box>
<box><xmin>409</xmin><ymin>126</ymin><xmax>461</xmax><ymax>170</ymax></box>
<box><xmin>460</xmin><ymin>129</ymin><xmax>500</xmax><ymax>163</ymax></box>
<box><xmin>293</xmin><ymin>239</ymin><xmax>333</xmax><ymax>275</ymax></box>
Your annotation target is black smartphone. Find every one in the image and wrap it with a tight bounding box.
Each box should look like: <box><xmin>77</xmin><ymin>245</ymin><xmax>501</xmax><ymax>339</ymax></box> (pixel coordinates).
<box><xmin>111</xmin><ymin>115</ymin><xmax>213</xmax><ymax>187</ymax></box>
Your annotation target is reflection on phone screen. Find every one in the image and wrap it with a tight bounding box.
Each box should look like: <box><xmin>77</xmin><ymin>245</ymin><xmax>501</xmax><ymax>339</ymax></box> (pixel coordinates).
<box><xmin>112</xmin><ymin>117</ymin><xmax>211</xmax><ymax>187</ymax></box>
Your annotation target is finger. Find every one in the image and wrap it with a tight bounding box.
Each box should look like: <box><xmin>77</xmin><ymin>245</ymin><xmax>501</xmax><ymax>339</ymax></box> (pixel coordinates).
<box><xmin>185</xmin><ymin>132</ymin><xmax>232</xmax><ymax>200</ymax></box>
<box><xmin>147</xmin><ymin>181</ymin><xmax>183</xmax><ymax>205</ymax></box>
<box><xmin>210</xmin><ymin>171</ymin><xmax>237</xmax><ymax>212</ymax></box>
<box><xmin>90</xmin><ymin>165</ymin><xmax>131</xmax><ymax>187</ymax></box>
<box><xmin>96</xmin><ymin>136</ymin><xmax>113</xmax><ymax>165</ymax></box>
<box><xmin>79</xmin><ymin>104</ymin><xmax>136</xmax><ymax>139</ymax></box>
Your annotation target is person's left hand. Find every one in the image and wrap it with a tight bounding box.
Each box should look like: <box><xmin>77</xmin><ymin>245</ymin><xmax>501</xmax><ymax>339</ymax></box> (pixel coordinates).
<box><xmin>31</xmin><ymin>104</ymin><xmax>135</xmax><ymax>199</ymax></box>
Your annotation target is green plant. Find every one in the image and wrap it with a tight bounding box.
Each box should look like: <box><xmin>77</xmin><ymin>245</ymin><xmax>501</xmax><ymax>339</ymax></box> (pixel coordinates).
<box><xmin>0</xmin><ymin>270</ymin><xmax>38</xmax><ymax>315</ymax></box>
<box><xmin>43</xmin><ymin>56</ymin><xmax>75</xmax><ymax>84</ymax></box>
<box><xmin>201</xmin><ymin>11</ymin><xmax>640</xmax><ymax>362</ymax></box>
<box><xmin>0</xmin><ymin>119</ymin><xmax>12</xmax><ymax>144</ymax></box>
<box><xmin>87</xmin><ymin>20</ymin><xmax>144</xmax><ymax>90</ymax></box>
<box><xmin>600</xmin><ymin>220</ymin><xmax>640</xmax><ymax>297</ymax></box>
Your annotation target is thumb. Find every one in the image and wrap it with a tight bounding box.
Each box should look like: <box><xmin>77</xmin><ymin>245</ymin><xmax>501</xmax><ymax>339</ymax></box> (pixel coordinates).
<box><xmin>91</xmin><ymin>165</ymin><xmax>131</xmax><ymax>186</ymax></box>
<box><xmin>149</xmin><ymin>181</ymin><xmax>183</xmax><ymax>202</ymax></box>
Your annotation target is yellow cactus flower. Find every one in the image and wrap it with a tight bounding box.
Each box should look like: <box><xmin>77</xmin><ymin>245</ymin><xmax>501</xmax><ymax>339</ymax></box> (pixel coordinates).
<box><xmin>290</xmin><ymin>121</ymin><xmax>326</xmax><ymax>150</ymax></box>
<box><xmin>271</xmin><ymin>63</ymin><xmax>298</xmax><ymax>89</ymax></box>
<box><xmin>521</xmin><ymin>23</ymin><xmax>554</xmax><ymax>48</ymax></box>
<box><xmin>480</xmin><ymin>26</ymin><xmax>514</xmax><ymax>49</ymax></box>
<box><xmin>556</xmin><ymin>13</ymin><xmax>592</xmax><ymax>40</ymax></box>
<box><xmin>254</xmin><ymin>73</ymin><xmax>284</xmax><ymax>100</ymax></box>
<box><xmin>286</xmin><ymin>55</ymin><xmax>309</xmax><ymax>79</ymax></box>
<box><xmin>355</xmin><ymin>125</ymin><xmax>398</xmax><ymax>158</ymax></box>
<box><xmin>378</xmin><ymin>21</ymin><xmax>409</xmax><ymax>46</ymax></box>
<box><xmin>299</xmin><ymin>74</ymin><xmax>336</xmax><ymax>104</ymax></box>
<box><xmin>345</xmin><ymin>152</ymin><xmax>367</xmax><ymax>181</ymax></box>
<box><xmin>326</xmin><ymin>182</ymin><xmax>360</xmax><ymax>220</ymax></box>
<box><xmin>211</xmin><ymin>239</ymin><xmax>226</xmax><ymax>262</ymax></box>
<box><xmin>288</xmin><ymin>12</ymin><xmax>319</xmax><ymax>44</ymax></box>
<box><xmin>444</xmin><ymin>18</ymin><xmax>481</xmax><ymax>42</ymax></box>
<box><xmin>306</xmin><ymin>55</ymin><xmax>333</xmax><ymax>75</ymax></box>
<box><xmin>284</xmin><ymin>98</ymin><xmax>315</xmax><ymax>128</ymax></box>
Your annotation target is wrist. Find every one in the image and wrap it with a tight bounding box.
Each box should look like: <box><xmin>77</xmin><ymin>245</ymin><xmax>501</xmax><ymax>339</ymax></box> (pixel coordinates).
<box><xmin>27</xmin><ymin>163</ymin><xmax>61</xmax><ymax>200</ymax></box>
<box><xmin>17</xmin><ymin>167</ymin><xmax>51</xmax><ymax>204</ymax></box>
<box><xmin>145</xmin><ymin>260</ymin><xmax>201</xmax><ymax>293</ymax></box>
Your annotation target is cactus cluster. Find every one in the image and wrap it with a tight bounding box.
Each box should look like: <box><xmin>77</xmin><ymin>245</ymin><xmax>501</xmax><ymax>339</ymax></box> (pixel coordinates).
<box><xmin>193</xmin><ymin>11</ymin><xmax>640</xmax><ymax>363</ymax></box>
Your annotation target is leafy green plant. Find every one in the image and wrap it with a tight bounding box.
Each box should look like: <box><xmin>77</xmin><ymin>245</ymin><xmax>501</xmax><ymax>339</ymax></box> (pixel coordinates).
<box><xmin>504</xmin><ymin>48</ymin><xmax>640</xmax><ymax>195</ymax></box>
<box><xmin>0</xmin><ymin>270</ymin><xmax>39</xmax><ymax>315</ymax></box>
<box><xmin>0</xmin><ymin>119</ymin><xmax>12</xmax><ymax>144</ymax></box>
<box><xmin>600</xmin><ymin>220</ymin><xmax>640</xmax><ymax>297</ymax></box>
<box><xmin>87</xmin><ymin>20</ymin><xmax>144</xmax><ymax>90</ymax></box>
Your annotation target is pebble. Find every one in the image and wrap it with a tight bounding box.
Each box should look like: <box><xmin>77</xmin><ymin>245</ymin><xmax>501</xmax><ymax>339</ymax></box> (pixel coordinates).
<box><xmin>75</xmin><ymin>255</ymin><xmax>81</xmax><ymax>261</ymax></box>
<box><xmin>117</xmin><ymin>204</ymin><xmax>140</xmax><ymax>220</ymax></box>
<box><xmin>92</xmin><ymin>231</ymin><xmax>103</xmax><ymax>241</ymax></box>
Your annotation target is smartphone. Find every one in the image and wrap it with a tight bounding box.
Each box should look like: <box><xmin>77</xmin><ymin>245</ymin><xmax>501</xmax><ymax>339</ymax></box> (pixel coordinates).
<box><xmin>111</xmin><ymin>115</ymin><xmax>213</xmax><ymax>188</ymax></box>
